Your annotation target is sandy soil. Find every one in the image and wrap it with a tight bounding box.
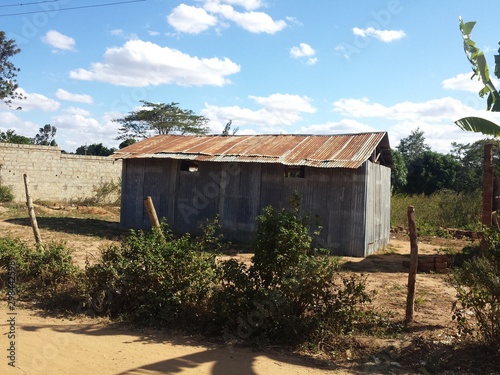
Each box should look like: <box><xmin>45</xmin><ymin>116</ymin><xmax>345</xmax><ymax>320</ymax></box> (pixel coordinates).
<box><xmin>0</xmin><ymin>204</ymin><xmax>474</xmax><ymax>374</ymax></box>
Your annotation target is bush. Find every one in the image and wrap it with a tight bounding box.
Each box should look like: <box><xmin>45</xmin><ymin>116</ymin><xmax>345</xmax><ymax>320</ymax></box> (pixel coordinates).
<box><xmin>0</xmin><ymin>238</ymin><xmax>82</xmax><ymax>306</ymax></box>
<box><xmin>214</xmin><ymin>196</ymin><xmax>380</xmax><ymax>346</ymax></box>
<box><xmin>0</xmin><ymin>185</ymin><xmax>14</xmax><ymax>202</ymax></box>
<box><xmin>85</xmin><ymin>221</ymin><xmax>220</xmax><ymax>329</ymax></box>
<box><xmin>451</xmin><ymin>230</ymin><xmax>500</xmax><ymax>349</ymax></box>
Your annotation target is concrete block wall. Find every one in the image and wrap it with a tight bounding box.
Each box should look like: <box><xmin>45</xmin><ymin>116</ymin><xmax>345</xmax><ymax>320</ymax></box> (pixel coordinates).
<box><xmin>0</xmin><ymin>143</ymin><xmax>122</xmax><ymax>203</ymax></box>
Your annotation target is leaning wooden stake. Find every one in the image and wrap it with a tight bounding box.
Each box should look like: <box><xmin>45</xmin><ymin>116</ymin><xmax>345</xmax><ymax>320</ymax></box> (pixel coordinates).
<box><xmin>23</xmin><ymin>174</ymin><xmax>43</xmax><ymax>248</ymax></box>
<box><xmin>405</xmin><ymin>205</ymin><xmax>418</xmax><ymax>326</ymax></box>
<box><xmin>144</xmin><ymin>196</ymin><xmax>161</xmax><ymax>229</ymax></box>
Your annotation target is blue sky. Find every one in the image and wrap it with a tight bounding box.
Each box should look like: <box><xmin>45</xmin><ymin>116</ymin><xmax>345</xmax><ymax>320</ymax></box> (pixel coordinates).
<box><xmin>2</xmin><ymin>0</ymin><xmax>500</xmax><ymax>153</ymax></box>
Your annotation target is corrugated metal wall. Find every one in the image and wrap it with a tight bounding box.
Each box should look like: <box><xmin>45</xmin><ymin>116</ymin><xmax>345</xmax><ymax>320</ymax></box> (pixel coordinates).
<box><xmin>120</xmin><ymin>159</ymin><xmax>391</xmax><ymax>257</ymax></box>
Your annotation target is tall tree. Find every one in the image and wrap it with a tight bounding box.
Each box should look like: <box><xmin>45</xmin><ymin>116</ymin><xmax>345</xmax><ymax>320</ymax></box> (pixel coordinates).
<box><xmin>0</xmin><ymin>31</ymin><xmax>24</xmax><ymax>108</ymax></box>
<box><xmin>33</xmin><ymin>124</ymin><xmax>57</xmax><ymax>146</ymax></box>
<box><xmin>0</xmin><ymin>129</ymin><xmax>31</xmax><ymax>144</ymax></box>
<box><xmin>396</xmin><ymin>127</ymin><xmax>431</xmax><ymax>166</ymax></box>
<box><xmin>406</xmin><ymin>151</ymin><xmax>461</xmax><ymax>196</ymax></box>
<box><xmin>114</xmin><ymin>101</ymin><xmax>209</xmax><ymax>140</ymax></box>
<box><xmin>390</xmin><ymin>149</ymin><xmax>408</xmax><ymax>194</ymax></box>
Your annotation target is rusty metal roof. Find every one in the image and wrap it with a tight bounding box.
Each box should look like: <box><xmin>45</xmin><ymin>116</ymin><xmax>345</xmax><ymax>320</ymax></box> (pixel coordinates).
<box><xmin>113</xmin><ymin>132</ymin><xmax>393</xmax><ymax>169</ymax></box>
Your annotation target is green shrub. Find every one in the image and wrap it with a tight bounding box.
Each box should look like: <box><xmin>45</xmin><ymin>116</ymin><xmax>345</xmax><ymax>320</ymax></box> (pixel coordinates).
<box><xmin>85</xmin><ymin>221</ymin><xmax>220</xmax><ymax>328</ymax></box>
<box><xmin>214</xmin><ymin>196</ymin><xmax>381</xmax><ymax>346</ymax></box>
<box><xmin>0</xmin><ymin>185</ymin><xmax>14</xmax><ymax>203</ymax></box>
<box><xmin>0</xmin><ymin>238</ymin><xmax>82</xmax><ymax>306</ymax></box>
<box><xmin>451</xmin><ymin>230</ymin><xmax>500</xmax><ymax>349</ymax></box>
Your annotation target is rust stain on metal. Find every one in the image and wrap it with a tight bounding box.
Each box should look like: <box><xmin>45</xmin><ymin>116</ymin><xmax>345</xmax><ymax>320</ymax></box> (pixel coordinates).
<box><xmin>114</xmin><ymin>132</ymin><xmax>392</xmax><ymax>169</ymax></box>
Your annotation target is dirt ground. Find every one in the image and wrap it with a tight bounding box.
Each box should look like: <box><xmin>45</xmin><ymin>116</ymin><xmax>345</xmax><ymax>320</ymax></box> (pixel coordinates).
<box><xmin>0</xmin><ymin>203</ymin><xmax>485</xmax><ymax>374</ymax></box>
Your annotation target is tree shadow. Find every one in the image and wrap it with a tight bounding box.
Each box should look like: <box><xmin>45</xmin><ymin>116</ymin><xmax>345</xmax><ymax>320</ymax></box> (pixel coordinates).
<box><xmin>20</xmin><ymin>316</ymin><xmax>345</xmax><ymax>375</ymax></box>
<box><xmin>342</xmin><ymin>253</ymin><xmax>410</xmax><ymax>274</ymax></box>
<box><xmin>5</xmin><ymin>217</ymin><xmax>126</xmax><ymax>240</ymax></box>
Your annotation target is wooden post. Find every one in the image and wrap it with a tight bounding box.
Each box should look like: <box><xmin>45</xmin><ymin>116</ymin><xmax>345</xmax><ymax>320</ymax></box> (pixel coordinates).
<box><xmin>405</xmin><ymin>205</ymin><xmax>418</xmax><ymax>326</ymax></box>
<box><xmin>143</xmin><ymin>196</ymin><xmax>161</xmax><ymax>229</ymax></box>
<box><xmin>23</xmin><ymin>174</ymin><xmax>43</xmax><ymax>247</ymax></box>
<box><xmin>482</xmin><ymin>143</ymin><xmax>494</xmax><ymax>227</ymax></box>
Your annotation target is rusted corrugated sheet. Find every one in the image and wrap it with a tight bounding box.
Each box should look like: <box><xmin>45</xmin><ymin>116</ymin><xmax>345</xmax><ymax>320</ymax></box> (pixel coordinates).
<box><xmin>114</xmin><ymin>132</ymin><xmax>392</xmax><ymax>169</ymax></box>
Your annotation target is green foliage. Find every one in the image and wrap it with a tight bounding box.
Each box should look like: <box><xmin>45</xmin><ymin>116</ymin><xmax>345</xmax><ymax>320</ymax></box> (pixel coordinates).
<box><xmin>0</xmin><ymin>129</ymin><xmax>32</xmax><ymax>144</ymax></box>
<box><xmin>459</xmin><ymin>18</ymin><xmax>500</xmax><ymax>111</ymax></box>
<box><xmin>33</xmin><ymin>124</ymin><xmax>57</xmax><ymax>147</ymax></box>
<box><xmin>451</xmin><ymin>139</ymin><xmax>500</xmax><ymax>193</ymax></box>
<box><xmin>391</xmin><ymin>191</ymin><xmax>481</xmax><ymax>234</ymax></box>
<box><xmin>118</xmin><ymin>138</ymin><xmax>136</xmax><ymax>149</ymax></box>
<box><xmin>406</xmin><ymin>151</ymin><xmax>461</xmax><ymax>196</ymax></box>
<box><xmin>391</xmin><ymin>149</ymin><xmax>407</xmax><ymax>194</ymax></box>
<box><xmin>214</xmin><ymin>198</ymin><xmax>382</xmax><ymax>346</ymax></box>
<box><xmin>0</xmin><ymin>185</ymin><xmax>14</xmax><ymax>202</ymax></box>
<box><xmin>85</xmin><ymin>222</ymin><xmax>220</xmax><ymax>328</ymax></box>
<box><xmin>451</xmin><ymin>230</ymin><xmax>500</xmax><ymax>349</ymax></box>
<box><xmin>75</xmin><ymin>143</ymin><xmax>116</xmax><ymax>156</ymax></box>
<box><xmin>0</xmin><ymin>238</ymin><xmax>82</xmax><ymax>306</ymax></box>
<box><xmin>396</xmin><ymin>127</ymin><xmax>431</xmax><ymax>165</ymax></box>
<box><xmin>0</xmin><ymin>31</ymin><xmax>24</xmax><ymax>108</ymax></box>
<box><xmin>114</xmin><ymin>101</ymin><xmax>209</xmax><ymax>140</ymax></box>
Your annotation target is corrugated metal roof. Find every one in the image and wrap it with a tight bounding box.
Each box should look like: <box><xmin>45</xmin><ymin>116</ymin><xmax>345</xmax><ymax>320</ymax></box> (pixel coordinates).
<box><xmin>113</xmin><ymin>132</ymin><xmax>393</xmax><ymax>169</ymax></box>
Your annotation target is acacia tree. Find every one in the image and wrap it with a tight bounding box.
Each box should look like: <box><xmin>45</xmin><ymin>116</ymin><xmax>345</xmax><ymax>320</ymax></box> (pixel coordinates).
<box><xmin>0</xmin><ymin>31</ymin><xmax>25</xmax><ymax>108</ymax></box>
<box><xmin>114</xmin><ymin>101</ymin><xmax>209</xmax><ymax>140</ymax></box>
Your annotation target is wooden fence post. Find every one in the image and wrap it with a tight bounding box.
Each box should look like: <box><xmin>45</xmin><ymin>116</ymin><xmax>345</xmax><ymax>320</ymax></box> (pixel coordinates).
<box><xmin>144</xmin><ymin>196</ymin><xmax>161</xmax><ymax>229</ymax></box>
<box><xmin>23</xmin><ymin>174</ymin><xmax>43</xmax><ymax>248</ymax></box>
<box><xmin>405</xmin><ymin>205</ymin><xmax>418</xmax><ymax>326</ymax></box>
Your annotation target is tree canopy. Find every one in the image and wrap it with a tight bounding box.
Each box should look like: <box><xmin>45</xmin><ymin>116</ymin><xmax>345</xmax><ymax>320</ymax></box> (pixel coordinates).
<box><xmin>0</xmin><ymin>31</ymin><xmax>24</xmax><ymax>108</ymax></box>
<box><xmin>75</xmin><ymin>143</ymin><xmax>116</xmax><ymax>156</ymax></box>
<box><xmin>114</xmin><ymin>101</ymin><xmax>210</xmax><ymax>140</ymax></box>
<box><xmin>396</xmin><ymin>127</ymin><xmax>431</xmax><ymax>165</ymax></box>
<box><xmin>0</xmin><ymin>129</ymin><xmax>31</xmax><ymax>144</ymax></box>
<box><xmin>33</xmin><ymin>124</ymin><xmax>57</xmax><ymax>146</ymax></box>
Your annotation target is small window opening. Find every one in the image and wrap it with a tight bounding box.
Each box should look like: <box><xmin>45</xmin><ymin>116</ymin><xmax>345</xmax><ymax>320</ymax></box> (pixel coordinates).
<box><xmin>180</xmin><ymin>160</ymin><xmax>199</xmax><ymax>172</ymax></box>
<box><xmin>284</xmin><ymin>166</ymin><xmax>305</xmax><ymax>178</ymax></box>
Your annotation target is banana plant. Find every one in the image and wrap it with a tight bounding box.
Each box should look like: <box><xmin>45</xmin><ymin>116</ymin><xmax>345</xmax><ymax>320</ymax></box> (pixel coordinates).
<box><xmin>459</xmin><ymin>17</ymin><xmax>500</xmax><ymax>111</ymax></box>
<box><xmin>455</xmin><ymin>116</ymin><xmax>500</xmax><ymax>137</ymax></box>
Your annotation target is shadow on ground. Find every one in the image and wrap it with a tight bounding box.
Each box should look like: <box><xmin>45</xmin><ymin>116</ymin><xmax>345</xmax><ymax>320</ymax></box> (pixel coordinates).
<box><xmin>6</xmin><ymin>217</ymin><xmax>126</xmax><ymax>239</ymax></box>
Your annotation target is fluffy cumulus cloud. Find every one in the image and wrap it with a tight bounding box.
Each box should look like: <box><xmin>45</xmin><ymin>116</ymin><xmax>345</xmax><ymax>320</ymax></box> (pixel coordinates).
<box><xmin>41</xmin><ymin>30</ymin><xmax>76</xmax><ymax>51</ymax></box>
<box><xmin>167</xmin><ymin>4</ymin><xmax>218</xmax><ymax>34</ymax></box>
<box><xmin>167</xmin><ymin>0</ymin><xmax>287</xmax><ymax>34</ymax></box>
<box><xmin>50</xmin><ymin>108</ymin><xmax>121</xmax><ymax>151</ymax></box>
<box><xmin>297</xmin><ymin>119</ymin><xmax>375</xmax><ymax>135</ymax></box>
<box><xmin>3</xmin><ymin>88</ymin><xmax>60</xmax><ymax>112</ymax></box>
<box><xmin>201</xmin><ymin>93</ymin><xmax>316</xmax><ymax>132</ymax></box>
<box><xmin>352</xmin><ymin>27</ymin><xmax>405</xmax><ymax>42</ymax></box>
<box><xmin>55</xmin><ymin>89</ymin><xmax>93</xmax><ymax>104</ymax></box>
<box><xmin>441</xmin><ymin>72</ymin><xmax>498</xmax><ymax>93</ymax></box>
<box><xmin>69</xmin><ymin>40</ymin><xmax>240</xmax><ymax>87</ymax></box>
<box><xmin>290</xmin><ymin>43</ymin><xmax>317</xmax><ymax>65</ymax></box>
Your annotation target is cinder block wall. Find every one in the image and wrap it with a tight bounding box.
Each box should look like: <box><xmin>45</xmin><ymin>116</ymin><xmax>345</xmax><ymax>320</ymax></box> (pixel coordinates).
<box><xmin>0</xmin><ymin>143</ymin><xmax>122</xmax><ymax>202</ymax></box>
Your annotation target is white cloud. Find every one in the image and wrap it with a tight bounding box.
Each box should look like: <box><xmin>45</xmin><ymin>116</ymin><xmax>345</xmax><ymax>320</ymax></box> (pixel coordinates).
<box><xmin>167</xmin><ymin>4</ymin><xmax>218</xmax><ymax>34</ymax></box>
<box><xmin>69</xmin><ymin>39</ymin><xmax>240</xmax><ymax>87</ymax></box>
<box><xmin>5</xmin><ymin>88</ymin><xmax>60</xmax><ymax>112</ymax></box>
<box><xmin>55</xmin><ymin>89</ymin><xmax>93</xmax><ymax>104</ymax></box>
<box><xmin>442</xmin><ymin>72</ymin><xmax>498</xmax><ymax>93</ymax></box>
<box><xmin>41</xmin><ymin>30</ymin><xmax>76</xmax><ymax>51</ymax></box>
<box><xmin>202</xmin><ymin>93</ymin><xmax>316</xmax><ymax>132</ymax></box>
<box><xmin>297</xmin><ymin>119</ymin><xmax>375</xmax><ymax>135</ymax></box>
<box><xmin>332</xmin><ymin>97</ymin><xmax>475</xmax><ymax>122</ymax></box>
<box><xmin>168</xmin><ymin>1</ymin><xmax>287</xmax><ymax>34</ymax></box>
<box><xmin>352</xmin><ymin>27</ymin><xmax>406</xmax><ymax>42</ymax></box>
<box><xmin>290</xmin><ymin>43</ymin><xmax>317</xmax><ymax>65</ymax></box>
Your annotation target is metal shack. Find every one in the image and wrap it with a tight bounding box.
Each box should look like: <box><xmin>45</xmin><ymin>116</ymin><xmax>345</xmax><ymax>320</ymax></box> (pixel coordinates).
<box><xmin>115</xmin><ymin>132</ymin><xmax>393</xmax><ymax>257</ymax></box>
